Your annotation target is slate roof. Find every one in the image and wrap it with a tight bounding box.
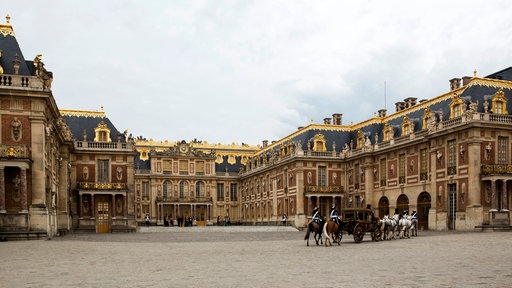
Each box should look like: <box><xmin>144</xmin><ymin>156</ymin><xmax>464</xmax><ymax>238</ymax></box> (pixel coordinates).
<box><xmin>61</xmin><ymin>111</ymin><xmax>125</xmax><ymax>143</ymax></box>
<box><xmin>0</xmin><ymin>24</ymin><xmax>34</xmax><ymax>76</ymax></box>
<box><xmin>255</xmin><ymin>68</ymin><xmax>512</xmax><ymax>158</ymax></box>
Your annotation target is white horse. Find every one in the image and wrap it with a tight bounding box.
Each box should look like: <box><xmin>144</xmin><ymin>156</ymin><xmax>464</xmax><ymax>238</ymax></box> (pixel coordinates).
<box><xmin>399</xmin><ymin>216</ymin><xmax>412</xmax><ymax>239</ymax></box>
<box><xmin>381</xmin><ymin>215</ymin><xmax>398</xmax><ymax>240</ymax></box>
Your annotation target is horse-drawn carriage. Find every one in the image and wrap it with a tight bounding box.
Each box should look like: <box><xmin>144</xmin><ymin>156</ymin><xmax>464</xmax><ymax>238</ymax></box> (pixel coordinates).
<box><xmin>339</xmin><ymin>207</ymin><xmax>381</xmax><ymax>243</ymax></box>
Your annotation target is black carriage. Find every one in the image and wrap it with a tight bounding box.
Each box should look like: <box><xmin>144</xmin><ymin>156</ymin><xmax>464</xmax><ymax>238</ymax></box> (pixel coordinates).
<box><xmin>340</xmin><ymin>208</ymin><xmax>381</xmax><ymax>243</ymax></box>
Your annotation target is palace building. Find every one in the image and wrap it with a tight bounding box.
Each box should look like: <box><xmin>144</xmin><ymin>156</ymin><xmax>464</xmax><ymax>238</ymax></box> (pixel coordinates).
<box><xmin>1</xmin><ymin>15</ymin><xmax>511</xmax><ymax>238</ymax></box>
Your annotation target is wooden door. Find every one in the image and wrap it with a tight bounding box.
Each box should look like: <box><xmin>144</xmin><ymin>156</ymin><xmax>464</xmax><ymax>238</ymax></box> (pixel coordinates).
<box><xmin>96</xmin><ymin>197</ymin><xmax>110</xmax><ymax>233</ymax></box>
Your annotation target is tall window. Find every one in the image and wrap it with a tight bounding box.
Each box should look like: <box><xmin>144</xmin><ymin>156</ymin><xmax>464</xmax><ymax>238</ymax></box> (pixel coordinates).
<box><xmin>354</xmin><ymin>164</ymin><xmax>360</xmax><ymax>189</ymax></box>
<box><xmin>448</xmin><ymin>139</ymin><xmax>456</xmax><ymax>175</ymax></box>
<box><xmin>380</xmin><ymin>158</ymin><xmax>387</xmax><ymax>186</ymax></box>
<box><xmin>498</xmin><ymin>136</ymin><xmax>509</xmax><ymax>164</ymax></box>
<box><xmin>318</xmin><ymin>166</ymin><xmax>327</xmax><ymax>186</ymax></box>
<box><xmin>142</xmin><ymin>181</ymin><xmax>150</xmax><ymax>200</ymax></box>
<box><xmin>196</xmin><ymin>181</ymin><xmax>205</xmax><ymax>198</ymax></box>
<box><xmin>399</xmin><ymin>154</ymin><xmax>405</xmax><ymax>184</ymax></box>
<box><xmin>98</xmin><ymin>159</ymin><xmax>109</xmax><ymax>183</ymax></box>
<box><xmin>163</xmin><ymin>180</ymin><xmax>171</xmax><ymax>199</ymax></box>
<box><xmin>420</xmin><ymin>148</ymin><xmax>428</xmax><ymax>180</ymax></box>
<box><xmin>217</xmin><ymin>183</ymin><xmax>224</xmax><ymax>201</ymax></box>
<box><xmin>179</xmin><ymin>181</ymin><xmax>187</xmax><ymax>199</ymax></box>
<box><xmin>230</xmin><ymin>183</ymin><xmax>238</xmax><ymax>201</ymax></box>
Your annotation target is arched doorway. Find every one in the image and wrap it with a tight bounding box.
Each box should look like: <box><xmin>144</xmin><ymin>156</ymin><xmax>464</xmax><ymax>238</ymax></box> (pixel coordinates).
<box><xmin>378</xmin><ymin>197</ymin><xmax>390</xmax><ymax>218</ymax></box>
<box><xmin>417</xmin><ymin>192</ymin><xmax>431</xmax><ymax>230</ymax></box>
<box><xmin>396</xmin><ymin>194</ymin><xmax>409</xmax><ymax>215</ymax></box>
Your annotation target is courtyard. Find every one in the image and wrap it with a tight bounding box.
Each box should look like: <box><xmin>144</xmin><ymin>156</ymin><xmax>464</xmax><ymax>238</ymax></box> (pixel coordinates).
<box><xmin>1</xmin><ymin>227</ymin><xmax>511</xmax><ymax>287</ymax></box>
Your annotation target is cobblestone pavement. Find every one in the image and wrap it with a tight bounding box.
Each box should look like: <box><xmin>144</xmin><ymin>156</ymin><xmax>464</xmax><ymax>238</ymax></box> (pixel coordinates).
<box><xmin>1</xmin><ymin>227</ymin><xmax>511</xmax><ymax>288</ymax></box>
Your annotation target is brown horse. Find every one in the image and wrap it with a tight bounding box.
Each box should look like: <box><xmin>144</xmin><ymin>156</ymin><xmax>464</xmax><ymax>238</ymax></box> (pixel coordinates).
<box><xmin>322</xmin><ymin>220</ymin><xmax>342</xmax><ymax>246</ymax></box>
<box><xmin>304</xmin><ymin>221</ymin><xmax>323</xmax><ymax>246</ymax></box>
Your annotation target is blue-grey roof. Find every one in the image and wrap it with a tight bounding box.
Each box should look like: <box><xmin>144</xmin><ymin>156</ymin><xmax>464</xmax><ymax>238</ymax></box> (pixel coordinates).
<box><xmin>0</xmin><ymin>33</ymin><xmax>34</xmax><ymax>76</ymax></box>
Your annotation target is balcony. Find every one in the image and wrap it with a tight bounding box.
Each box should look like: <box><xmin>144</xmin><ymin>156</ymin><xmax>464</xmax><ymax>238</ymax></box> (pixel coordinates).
<box><xmin>157</xmin><ymin>197</ymin><xmax>213</xmax><ymax>203</ymax></box>
<box><xmin>78</xmin><ymin>182</ymin><xmax>127</xmax><ymax>190</ymax></box>
<box><xmin>0</xmin><ymin>75</ymin><xmax>44</xmax><ymax>90</ymax></box>
<box><xmin>304</xmin><ymin>185</ymin><xmax>344</xmax><ymax>195</ymax></box>
<box><xmin>481</xmin><ymin>164</ymin><xmax>512</xmax><ymax>175</ymax></box>
<box><xmin>74</xmin><ymin>141</ymin><xmax>133</xmax><ymax>151</ymax></box>
<box><xmin>0</xmin><ymin>144</ymin><xmax>29</xmax><ymax>158</ymax></box>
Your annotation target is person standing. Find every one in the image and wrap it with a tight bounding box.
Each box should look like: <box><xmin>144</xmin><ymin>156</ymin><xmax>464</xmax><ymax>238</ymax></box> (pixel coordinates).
<box><xmin>282</xmin><ymin>213</ymin><xmax>287</xmax><ymax>226</ymax></box>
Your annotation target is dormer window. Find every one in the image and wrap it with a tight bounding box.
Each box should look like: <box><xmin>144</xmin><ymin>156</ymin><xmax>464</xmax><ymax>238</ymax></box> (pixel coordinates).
<box><xmin>383</xmin><ymin>123</ymin><xmax>394</xmax><ymax>141</ymax></box>
<box><xmin>312</xmin><ymin>133</ymin><xmax>327</xmax><ymax>152</ymax></box>
<box><xmin>491</xmin><ymin>89</ymin><xmax>508</xmax><ymax>115</ymax></box>
<box><xmin>449</xmin><ymin>92</ymin><xmax>465</xmax><ymax>118</ymax></box>
<box><xmin>356</xmin><ymin>130</ymin><xmax>364</xmax><ymax>148</ymax></box>
<box><xmin>94</xmin><ymin>121</ymin><xmax>111</xmax><ymax>142</ymax></box>
<box><xmin>422</xmin><ymin>108</ymin><xmax>433</xmax><ymax>130</ymax></box>
<box><xmin>401</xmin><ymin>116</ymin><xmax>412</xmax><ymax>136</ymax></box>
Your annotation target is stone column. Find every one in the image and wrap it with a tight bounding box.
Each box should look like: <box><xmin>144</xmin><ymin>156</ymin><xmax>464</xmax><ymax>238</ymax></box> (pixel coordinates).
<box><xmin>20</xmin><ymin>168</ymin><xmax>28</xmax><ymax>213</ymax></box>
<box><xmin>124</xmin><ymin>194</ymin><xmax>128</xmax><ymax>217</ymax></box>
<box><xmin>491</xmin><ymin>180</ymin><xmax>497</xmax><ymax>209</ymax></box>
<box><xmin>504</xmin><ymin>180</ymin><xmax>509</xmax><ymax>210</ymax></box>
<box><xmin>111</xmin><ymin>194</ymin><xmax>116</xmax><ymax>218</ymax></box>
<box><xmin>91</xmin><ymin>194</ymin><xmax>95</xmax><ymax>218</ymax></box>
<box><xmin>295</xmin><ymin>165</ymin><xmax>305</xmax><ymax>216</ymax></box>
<box><xmin>364</xmin><ymin>157</ymin><xmax>375</xmax><ymax>209</ymax></box>
<box><xmin>31</xmin><ymin>118</ymin><xmax>46</xmax><ymax>205</ymax></box>
<box><xmin>0</xmin><ymin>167</ymin><xmax>5</xmax><ymax>213</ymax></box>
<box><xmin>467</xmin><ymin>141</ymin><xmax>482</xmax><ymax>206</ymax></box>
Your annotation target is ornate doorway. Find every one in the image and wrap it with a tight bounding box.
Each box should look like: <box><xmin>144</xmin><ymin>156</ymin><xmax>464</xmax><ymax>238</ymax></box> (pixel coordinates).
<box><xmin>96</xmin><ymin>196</ymin><xmax>110</xmax><ymax>233</ymax></box>
<box><xmin>417</xmin><ymin>192</ymin><xmax>431</xmax><ymax>230</ymax></box>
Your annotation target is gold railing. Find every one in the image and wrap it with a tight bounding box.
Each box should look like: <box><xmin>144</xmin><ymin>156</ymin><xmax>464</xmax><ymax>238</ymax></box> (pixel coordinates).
<box><xmin>304</xmin><ymin>185</ymin><xmax>343</xmax><ymax>193</ymax></box>
<box><xmin>0</xmin><ymin>144</ymin><xmax>29</xmax><ymax>158</ymax></box>
<box><xmin>481</xmin><ymin>164</ymin><xmax>512</xmax><ymax>175</ymax></box>
<box><xmin>78</xmin><ymin>182</ymin><xmax>127</xmax><ymax>190</ymax></box>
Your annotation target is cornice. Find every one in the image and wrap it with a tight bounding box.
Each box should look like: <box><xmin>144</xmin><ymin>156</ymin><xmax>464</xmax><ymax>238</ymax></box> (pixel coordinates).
<box><xmin>60</xmin><ymin>109</ymin><xmax>107</xmax><ymax>118</ymax></box>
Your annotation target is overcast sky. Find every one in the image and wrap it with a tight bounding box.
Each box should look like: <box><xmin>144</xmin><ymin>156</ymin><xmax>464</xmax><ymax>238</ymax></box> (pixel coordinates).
<box><xmin>4</xmin><ymin>0</ymin><xmax>512</xmax><ymax>145</ymax></box>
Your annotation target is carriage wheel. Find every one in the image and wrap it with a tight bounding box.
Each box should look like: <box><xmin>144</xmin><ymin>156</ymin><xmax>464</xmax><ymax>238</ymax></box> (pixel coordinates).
<box><xmin>353</xmin><ymin>224</ymin><xmax>364</xmax><ymax>243</ymax></box>
<box><xmin>372</xmin><ymin>227</ymin><xmax>382</xmax><ymax>241</ymax></box>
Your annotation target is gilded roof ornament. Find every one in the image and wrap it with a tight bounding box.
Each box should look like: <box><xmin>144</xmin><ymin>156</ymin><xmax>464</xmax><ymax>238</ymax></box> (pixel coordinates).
<box><xmin>0</xmin><ymin>14</ymin><xmax>15</xmax><ymax>37</ymax></box>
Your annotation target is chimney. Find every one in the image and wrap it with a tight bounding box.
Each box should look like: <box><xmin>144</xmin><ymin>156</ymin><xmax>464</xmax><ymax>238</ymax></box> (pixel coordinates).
<box><xmin>378</xmin><ymin>109</ymin><xmax>387</xmax><ymax>117</ymax></box>
<box><xmin>449</xmin><ymin>78</ymin><xmax>461</xmax><ymax>91</ymax></box>
<box><xmin>298</xmin><ymin>126</ymin><xmax>303</xmax><ymax>130</ymax></box>
<box><xmin>404</xmin><ymin>97</ymin><xmax>417</xmax><ymax>108</ymax></box>
<box><xmin>262</xmin><ymin>140</ymin><xmax>269</xmax><ymax>147</ymax></box>
<box><xmin>324</xmin><ymin>118</ymin><xmax>331</xmax><ymax>124</ymax></box>
<box><xmin>395</xmin><ymin>101</ymin><xmax>405</xmax><ymax>112</ymax></box>
<box><xmin>462</xmin><ymin>76</ymin><xmax>472</xmax><ymax>86</ymax></box>
<box><xmin>332</xmin><ymin>113</ymin><xmax>342</xmax><ymax>125</ymax></box>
